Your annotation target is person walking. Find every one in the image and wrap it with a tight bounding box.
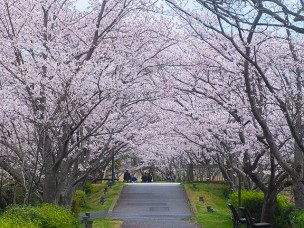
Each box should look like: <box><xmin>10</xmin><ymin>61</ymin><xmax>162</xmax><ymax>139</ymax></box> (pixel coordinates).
<box><xmin>147</xmin><ymin>173</ymin><xmax>153</xmax><ymax>183</ymax></box>
<box><xmin>123</xmin><ymin>170</ymin><xmax>131</xmax><ymax>183</ymax></box>
<box><xmin>141</xmin><ymin>172</ymin><xmax>148</xmax><ymax>183</ymax></box>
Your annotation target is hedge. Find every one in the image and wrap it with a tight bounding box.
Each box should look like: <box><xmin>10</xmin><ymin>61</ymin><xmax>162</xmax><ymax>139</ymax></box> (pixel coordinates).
<box><xmin>0</xmin><ymin>204</ymin><xmax>82</xmax><ymax>228</ymax></box>
<box><xmin>230</xmin><ymin>190</ymin><xmax>294</xmax><ymax>228</ymax></box>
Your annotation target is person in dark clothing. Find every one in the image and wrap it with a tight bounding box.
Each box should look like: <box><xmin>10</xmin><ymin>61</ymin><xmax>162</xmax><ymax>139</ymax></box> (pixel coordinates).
<box><xmin>123</xmin><ymin>170</ymin><xmax>131</xmax><ymax>183</ymax></box>
<box><xmin>147</xmin><ymin>173</ymin><xmax>153</xmax><ymax>183</ymax></box>
<box><xmin>142</xmin><ymin>172</ymin><xmax>148</xmax><ymax>183</ymax></box>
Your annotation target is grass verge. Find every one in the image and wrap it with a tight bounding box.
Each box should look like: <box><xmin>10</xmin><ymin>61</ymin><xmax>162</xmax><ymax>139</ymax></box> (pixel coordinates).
<box><xmin>80</xmin><ymin>182</ymin><xmax>123</xmax><ymax>213</ymax></box>
<box><xmin>91</xmin><ymin>218</ymin><xmax>123</xmax><ymax>228</ymax></box>
<box><xmin>184</xmin><ymin>183</ymin><xmax>233</xmax><ymax>228</ymax></box>
<box><xmin>80</xmin><ymin>182</ymin><xmax>124</xmax><ymax>228</ymax></box>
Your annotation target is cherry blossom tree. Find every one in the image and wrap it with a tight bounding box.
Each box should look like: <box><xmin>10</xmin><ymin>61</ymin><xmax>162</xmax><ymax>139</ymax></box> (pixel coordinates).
<box><xmin>0</xmin><ymin>0</ymin><xmax>178</xmax><ymax>207</ymax></box>
<box><xmin>165</xmin><ymin>0</ymin><xmax>304</xmax><ymax>223</ymax></box>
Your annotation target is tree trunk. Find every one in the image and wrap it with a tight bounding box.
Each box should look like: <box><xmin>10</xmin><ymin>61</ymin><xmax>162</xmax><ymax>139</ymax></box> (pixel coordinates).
<box><xmin>43</xmin><ymin>166</ymin><xmax>76</xmax><ymax>207</ymax></box>
<box><xmin>293</xmin><ymin>179</ymin><xmax>304</xmax><ymax>209</ymax></box>
<box><xmin>260</xmin><ymin>193</ymin><xmax>276</xmax><ymax>224</ymax></box>
<box><xmin>58</xmin><ymin>185</ymin><xmax>76</xmax><ymax>208</ymax></box>
<box><xmin>293</xmin><ymin>118</ymin><xmax>304</xmax><ymax>209</ymax></box>
<box><xmin>43</xmin><ymin>164</ymin><xmax>57</xmax><ymax>203</ymax></box>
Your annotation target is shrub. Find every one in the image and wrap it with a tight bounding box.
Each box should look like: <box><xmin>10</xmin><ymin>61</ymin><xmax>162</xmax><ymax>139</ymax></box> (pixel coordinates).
<box><xmin>0</xmin><ymin>204</ymin><xmax>81</xmax><ymax>228</ymax></box>
<box><xmin>290</xmin><ymin>210</ymin><xmax>304</xmax><ymax>227</ymax></box>
<box><xmin>0</xmin><ymin>215</ymin><xmax>39</xmax><ymax>228</ymax></box>
<box><xmin>72</xmin><ymin>190</ymin><xmax>86</xmax><ymax>216</ymax></box>
<box><xmin>2</xmin><ymin>184</ymin><xmax>40</xmax><ymax>206</ymax></box>
<box><xmin>222</xmin><ymin>185</ymin><xmax>232</xmax><ymax>199</ymax></box>
<box><xmin>38</xmin><ymin>204</ymin><xmax>81</xmax><ymax>227</ymax></box>
<box><xmin>274</xmin><ymin>196</ymin><xmax>294</xmax><ymax>228</ymax></box>
<box><xmin>75</xmin><ymin>190</ymin><xmax>86</xmax><ymax>207</ymax></box>
<box><xmin>230</xmin><ymin>190</ymin><xmax>264</xmax><ymax>219</ymax></box>
<box><xmin>230</xmin><ymin>191</ymin><xmax>295</xmax><ymax>227</ymax></box>
<box><xmin>85</xmin><ymin>182</ymin><xmax>93</xmax><ymax>194</ymax></box>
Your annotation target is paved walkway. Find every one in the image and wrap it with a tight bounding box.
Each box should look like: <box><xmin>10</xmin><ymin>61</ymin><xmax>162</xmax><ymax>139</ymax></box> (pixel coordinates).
<box><xmin>110</xmin><ymin>183</ymin><xmax>200</xmax><ymax>228</ymax></box>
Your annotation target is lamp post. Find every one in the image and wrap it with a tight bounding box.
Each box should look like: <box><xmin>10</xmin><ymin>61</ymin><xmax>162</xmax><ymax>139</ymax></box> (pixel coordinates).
<box><xmin>111</xmin><ymin>154</ymin><xmax>115</xmax><ymax>185</ymax></box>
<box><xmin>238</xmin><ymin>172</ymin><xmax>242</xmax><ymax>211</ymax></box>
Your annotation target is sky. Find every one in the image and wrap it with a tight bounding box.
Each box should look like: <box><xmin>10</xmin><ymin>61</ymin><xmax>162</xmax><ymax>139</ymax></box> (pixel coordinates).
<box><xmin>75</xmin><ymin>0</ymin><xmax>90</xmax><ymax>10</ymax></box>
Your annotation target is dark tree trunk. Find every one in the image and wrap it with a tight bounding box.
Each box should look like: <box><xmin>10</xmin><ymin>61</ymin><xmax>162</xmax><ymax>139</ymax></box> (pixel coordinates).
<box><xmin>260</xmin><ymin>193</ymin><xmax>276</xmax><ymax>224</ymax></box>
<box><xmin>43</xmin><ymin>164</ymin><xmax>57</xmax><ymax>203</ymax></box>
<box><xmin>293</xmin><ymin>179</ymin><xmax>304</xmax><ymax>209</ymax></box>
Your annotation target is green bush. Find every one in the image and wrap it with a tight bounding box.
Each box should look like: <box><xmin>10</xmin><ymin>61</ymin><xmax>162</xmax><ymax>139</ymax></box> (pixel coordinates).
<box><xmin>85</xmin><ymin>182</ymin><xmax>93</xmax><ymax>194</ymax></box>
<box><xmin>0</xmin><ymin>215</ymin><xmax>39</xmax><ymax>228</ymax></box>
<box><xmin>75</xmin><ymin>190</ymin><xmax>86</xmax><ymax>207</ymax></box>
<box><xmin>230</xmin><ymin>190</ymin><xmax>264</xmax><ymax>219</ymax></box>
<box><xmin>0</xmin><ymin>204</ymin><xmax>81</xmax><ymax>228</ymax></box>
<box><xmin>222</xmin><ymin>185</ymin><xmax>232</xmax><ymax>199</ymax></box>
<box><xmin>72</xmin><ymin>190</ymin><xmax>86</xmax><ymax>216</ymax></box>
<box><xmin>230</xmin><ymin>191</ymin><xmax>295</xmax><ymax>227</ymax></box>
<box><xmin>274</xmin><ymin>196</ymin><xmax>294</xmax><ymax>227</ymax></box>
<box><xmin>2</xmin><ymin>184</ymin><xmax>40</xmax><ymax>206</ymax></box>
<box><xmin>290</xmin><ymin>210</ymin><xmax>304</xmax><ymax>227</ymax></box>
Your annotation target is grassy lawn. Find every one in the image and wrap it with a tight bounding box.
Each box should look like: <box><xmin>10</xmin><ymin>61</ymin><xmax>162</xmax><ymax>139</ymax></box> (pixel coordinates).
<box><xmin>184</xmin><ymin>183</ymin><xmax>233</xmax><ymax>228</ymax></box>
<box><xmin>91</xmin><ymin>218</ymin><xmax>123</xmax><ymax>228</ymax></box>
<box><xmin>80</xmin><ymin>182</ymin><xmax>123</xmax><ymax>228</ymax></box>
<box><xmin>80</xmin><ymin>182</ymin><xmax>123</xmax><ymax>213</ymax></box>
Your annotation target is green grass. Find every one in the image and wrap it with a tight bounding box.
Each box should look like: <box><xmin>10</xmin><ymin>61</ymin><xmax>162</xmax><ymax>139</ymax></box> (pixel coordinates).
<box><xmin>184</xmin><ymin>183</ymin><xmax>233</xmax><ymax>228</ymax></box>
<box><xmin>80</xmin><ymin>182</ymin><xmax>123</xmax><ymax>213</ymax></box>
<box><xmin>80</xmin><ymin>182</ymin><xmax>123</xmax><ymax>228</ymax></box>
<box><xmin>92</xmin><ymin>218</ymin><xmax>123</xmax><ymax>228</ymax></box>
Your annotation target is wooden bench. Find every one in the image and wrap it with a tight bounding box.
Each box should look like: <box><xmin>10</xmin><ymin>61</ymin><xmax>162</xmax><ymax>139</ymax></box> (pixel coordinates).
<box><xmin>239</xmin><ymin>207</ymin><xmax>272</xmax><ymax>228</ymax></box>
<box><xmin>228</xmin><ymin>204</ymin><xmax>247</xmax><ymax>228</ymax></box>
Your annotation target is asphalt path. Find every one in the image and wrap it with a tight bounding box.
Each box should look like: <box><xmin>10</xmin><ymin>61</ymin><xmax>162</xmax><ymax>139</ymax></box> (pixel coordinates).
<box><xmin>111</xmin><ymin>183</ymin><xmax>200</xmax><ymax>228</ymax></box>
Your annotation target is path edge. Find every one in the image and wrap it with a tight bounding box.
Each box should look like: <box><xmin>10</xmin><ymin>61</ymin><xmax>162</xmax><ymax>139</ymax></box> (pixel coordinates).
<box><xmin>183</xmin><ymin>184</ymin><xmax>198</xmax><ymax>216</ymax></box>
<box><xmin>106</xmin><ymin>184</ymin><xmax>124</xmax><ymax>218</ymax></box>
